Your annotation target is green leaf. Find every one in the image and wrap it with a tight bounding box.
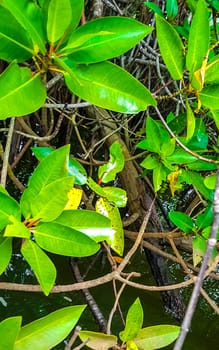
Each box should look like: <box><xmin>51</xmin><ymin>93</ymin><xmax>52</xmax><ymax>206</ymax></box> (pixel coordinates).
<box><xmin>186</xmin><ymin>99</ymin><xmax>196</xmax><ymax>141</ymax></box>
<box><xmin>140</xmin><ymin>155</ymin><xmax>160</xmax><ymax>170</ymax></box>
<box><xmin>0</xmin><ymin>317</ymin><xmax>22</xmax><ymax>350</ymax></box>
<box><xmin>205</xmin><ymin>55</ymin><xmax>219</xmax><ymax>84</ymax></box>
<box><xmin>134</xmin><ymin>325</ymin><xmax>180</xmax><ymax>349</ymax></box>
<box><xmin>47</xmin><ymin>0</ymin><xmax>72</xmax><ymax>44</ymax></box>
<box><xmin>31</xmin><ymin>146</ymin><xmax>87</xmax><ymax>185</ymax></box>
<box><xmin>120</xmin><ymin>298</ymin><xmax>143</xmax><ymax>342</ymax></box>
<box><xmin>0</xmin><ymin>237</ymin><xmax>12</xmax><ymax>274</ymax></box>
<box><xmin>68</xmin><ymin>155</ymin><xmax>87</xmax><ymax>185</ymax></box>
<box><xmin>59</xmin><ymin>58</ymin><xmax>157</xmax><ymax>113</ymax></box>
<box><xmin>59</xmin><ymin>17</ymin><xmax>153</xmax><ymax>63</ymax></box>
<box><xmin>169</xmin><ymin>211</ymin><xmax>194</xmax><ymax>233</ymax></box>
<box><xmin>98</xmin><ymin>141</ymin><xmax>124</xmax><ymax>183</ymax></box>
<box><xmin>161</xmin><ymin>138</ymin><xmax>176</xmax><ymax>158</ymax></box>
<box><xmin>0</xmin><ymin>63</ymin><xmax>46</xmax><ymax>120</ymax></box>
<box><xmin>156</xmin><ymin>14</ymin><xmax>185</xmax><ymax>80</ymax></box>
<box><xmin>21</xmin><ymin>240</ymin><xmax>56</xmax><ymax>295</ymax></box>
<box><xmin>180</xmin><ymin>170</ymin><xmax>213</xmax><ymax>201</ymax></box>
<box><xmin>144</xmin><ymin>2</ymin><xmax>163</xmax><ymax>16</ymax></box>
<box><xmin>186</xmin><ymin>159</ymin><xmax>217</xmax><ymax>171</ymax></box>
<box><xmin>192</xmin><ymin>235</ymin><xmax>206</xmax><ymax>266</ymax></box>
<box><xmin>79</xmin><ymin>330</ymin><xmax>117</xmax><ymax>350</ymax></box>
<box><xmin>199</xmin><ymin>85</ymin><xmax>219</xmax><ymax>110</ymax></box>
<box><xmin>204</xmin><ymin>173</ymin><xmax>217</xmax><ymax>190</ymax></box>
<box><xmin>69</xmin><ymin>0</ymin><xmax>84</xmax><ymax>30</ymax></box>
<box><xmin>102</xmin><ymin>187</ymin><xmax>127</xmax><ymax>207</ymax></box>
<box><xmin>4</xmin><ymin>221</ymin><xmax>30</xmax><ymax>239</ymax></box>
<box><xmin>55</xmin><ymin>209</ymin><xmax>114</xmax><ymax>243</ymax></box>
<box><xmin>196</xmin><ymin>205</ymin><xmax>213</xmax><ymax>229</ymax></box>
<box><xmin>166</xmin><ymin>0</ymin><xmax>178</xmax><ymax>19</ymax></box>
<box><xmin>20</xmin><ymin>145</ymin><xmax>70</xmax><ymax>219</ymax></box>
<box><xmin>87</xmin><ymin>177</ymin><xmax>106</xmax><ymax>197</ymax></box>
<box><xmin>0</xmin><ymin>192</ymin><xmax>20</xmax><ymax>230</ymax></box>
<box><xmin>35</xmin><ymin>222</ymin><xmax>100</xmax><ymax>257</ymax></box>
<box><xmin>30</xmin><ymin>176</ymin><xmax>74</xmax><ymax>222</ymax></box>
<box><xmin>1</xmin><ymin>0</ymin><xmax>46</xmax><ymax>54</ymax></box>
<box><xmin>0</xmin><ymin>6</ymin><xmax>34</xmax><ymax>62</ymax></box>
<box><xmin>14</xmin><ymin>305</ymin><xmax>86</xmax><ymax>350</ymax></box>
<box><xmin>166</xmin><ymin>148</ymin><xmax>197</xmax><ymax>164</ymax></box>
<box><xmin>145</xmin><ymin>116</ymin><xmax>170</xmax><ymax>154</ymax></box>
<box><xmin>96</xmin><ymin>198</ymin><xmax>124</xmax><ymax>256</ymax></box>
<box><xmin>153</xmin><ymin>163</ymin><xmax>167</xmax><ymax>192</ymax></box>
<box><xmin>186</xmin><ymin>0</ymin><xmax>210</xmax><ymax>74</ymax></box>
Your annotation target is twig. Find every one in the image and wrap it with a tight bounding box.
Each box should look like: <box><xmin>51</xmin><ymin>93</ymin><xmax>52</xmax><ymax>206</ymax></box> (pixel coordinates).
<box><xmin>154</xmin><ymin>106</ymin><xmax>219</xmax><ymax>164</ymax></box>
<box><xmin>173</xmin><ymin>170</ymin><xmax>219</xmax><ymax>350</ymax></box>
<box><xmin>1</xmin><ymin>117</ymin><xmax>15</xmax><ymax>187</ymax></box>
<box><xmin>64</xmin><ymin>326</ymin><xmax>81</xmax><ymax>350</ymax></box>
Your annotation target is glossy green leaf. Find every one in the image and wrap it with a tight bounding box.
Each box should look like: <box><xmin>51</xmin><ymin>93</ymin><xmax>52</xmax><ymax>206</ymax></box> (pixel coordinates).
<box><xmin>199</xmin><ymin>85</ymin><xmax>219</xmax><ymax>110</ymax></box>
<box><xmin>205</xmin><ymin>55</ymin><xmax>219</xmax><ymax>84</ymax></box>
<box><xmin>55</xmin><ymin>209</ymin><xmax>114</xmax><ymax>243</ymax></box>
<box><xmin>69</xmin><ymin>0</ymin><xmax>84</xmax><ymax>30</ymax></box>
<box><xmin>21</xmin><ymin>240</ymin><xmax>56</xmax><ymax>295</ymax></box>
<box><xmin>186</xmin><ymin>0</ymin><xmax>209</xmax><ymax>74</ymax></box>
<box><xmin>144</xmin><ymin>2</ymin><xmax>163</xmax><ymax>16</ymax></box>
<box><xmin>161</xmin><ymin>139</ymin><xmax>176</xmax><ymax>158</ymax></box>
<box><xmin>98</xmin><ymin>141</ymin><xmax>124</xmax><ymax>183</ymax></box>
<box><xmin>96</xmin><ymin>198</ymin><xmax>124</xmax><ymax>256</ymax></box>
<box><xmin>134</xmin><ymin>325</ymin><xmax>180</xmax><ymax>349</ymax></box>
<box><xmin>0</xmin><ymin>237</ymin><xmax>12</xmax><ymax>274</ymax></box>
<box><xmin>35</xmin><ymin>222</ymin><xmax>100</xmax><ymax>257</ymax></box>
<box><xmin>156</xmin><ymin>14</ymin><xmax>185</xmax><ymax>80</ymax></box>
<box><xmin>185</xmin><ymin>118</ymin><xmax>208</xmax><ymax>150</ymax></box>
<box><xmin>47</xmin><ymin>0</ymin><xmax>72</xmax><ymax>44</ymax></box>
<box><xmin>169</xmin><ymin>211</ymin><xmax>194</xmax><ymax>233</ymax></box>
<box><xmin>30</xmin><ymin>176</ymin><xmax>74</xmax><ymax>222</ymax></box>
<box><xmin>59</xmin><ymin>17</ymin><xmax>153</xmax><ymax>63</ymax></box>
<box><xmin>196</xmin><ymin>205</ymin><xmax>213</xmax><ymax>229</ymax></box>
<box><xmin>166</xmin><ymin>0</ymin><xmax>178</xmax><ymax>19</ymax></box>
<box><xmin>186</xmin><ymin>99</ymin><xmax>196</xmax><ymax>141</ymax></box>
<box><xmin>140</xmin><ymin>155</ymin><xmax>160</xmax><ymax>170</ymax></box>
<box><xmin>0</xmin><ymin>6</ymin><xmax>34</xmax><ymax>62</ymax></box>
<box><xmin>1</xmin><ymin>0</ymin><xmax>46</xmax><ymax>54</ymax></box>
<box><xmin>166</xmin><ymin>148</ymin><xmax>197</xmax><ymax>164</ymax></box>
<box><xmin>0</xmin><ymin>192</ymin><xmax>20</xmax><ymax>230</ymax></box>
<box><xmin>186</xmin><ymin>159</ymin><xmax>217</xmax><ymax>171</ymax></box>
<box><xmin>87</xmin><ymin>177</ymin><xmax>106</xmax><ymax>197</ymax></box>
<box><xmin>20</xmin><ymin>145</ymin><xmax>70</xmax><ymax>219</ymax></box>
<box><xmin>68</xmin><ymin>156</ymin><xmax>87</xmax><ymax>185</ymax></box>
<box><xmin>153</xmin><ymin>163</ymin><xmax>167</xmax><ymax>192</ymax></box>
<box><xmin>193</xmin><ymin>235</ymin><xmax>206</xmax><ymax>266</ymax></box>
<box><xmin>79</xmin><ymin>330</ymin><xmax>117</xmax><ymax>350</ymax></box>
<box><xmin>59</xmin><ymin>58</ymin><xmax>157</xmax><ymax>113</ymax></box>
<box><xmin>204</xmin><ymin>173</ymin><xmax>217</xmax><ymax>190</ymax></box>
<box><xmin>0</xmin><ymin>316</ymin><xmax>22</xmax><ymax>350</ymax></box>
<box><xmin>211</xmin><ymin>110</ymin><xmax>219</xmax><ymax>130</ymax></box>
<box><xmin>120</xmin><ymin>298</ymin><xmax>143</xmax><ymax>342</ymax></box>
<box><xmin>31</xmin><ymin>147</ymin><xmax>87</xmax><ymax>185</ymax></box>
<box><xmin>0</xmin><ymin>63</ymin><xmax>46</xmax><ymax>120</ymax></box>
<box><xmin>4</xmin><ymin>221</ymin><xmax>30</xmax><ymax>239</ymax></box>
<box><xmin>180</xmin><ymin>170</ymin><xmax>213</xmax><ymax>201</ymax></box>
<box><xmin>14</xmin><ymin>305</ymin><xmax>86</xmax><ymax>350</ymax></box>
<box><xmin>102</xmin><ymin>187</ymin><xmax>127</xmax><ymax>207</ymax></box>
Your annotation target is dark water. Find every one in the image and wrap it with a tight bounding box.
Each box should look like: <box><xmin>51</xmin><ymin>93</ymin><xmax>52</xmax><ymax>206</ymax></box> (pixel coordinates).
<box><xmin>0</xmin><ymin>250</ymin><xmax>219</xmax><ymax>349</ymax></box>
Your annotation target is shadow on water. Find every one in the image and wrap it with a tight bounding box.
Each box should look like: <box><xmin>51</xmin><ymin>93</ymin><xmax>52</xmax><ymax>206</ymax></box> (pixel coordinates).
<box><xmin>0</xmin><ymin>249</ymin><xmax>219</xmax><ymax>349</ymax></box>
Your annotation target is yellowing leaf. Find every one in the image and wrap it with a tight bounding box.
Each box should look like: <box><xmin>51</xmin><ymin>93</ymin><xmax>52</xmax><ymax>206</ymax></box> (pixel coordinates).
<box><xmin>127</xmin><ymin>340</ymin><xmax>139</xmax><ymax>350</ymax></box>
<box><xmin>64</xmin><ymin>188</ymin><xmax>82</xmax><ymax>210</ymax></box>
<box><xmin>96</xmin><ymin>197</ymin><xmax>124</xmax><ymax>256</ymax></box>
<box><xmin>167</xmin><ymin>169</ymin><xmax>181</xmax><ymax>196</ymax></box>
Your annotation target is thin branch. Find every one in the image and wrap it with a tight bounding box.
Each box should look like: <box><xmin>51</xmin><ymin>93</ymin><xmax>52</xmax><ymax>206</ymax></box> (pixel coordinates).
<box><xmin>154</xmin><ymin>106</ymin><xmax>219</xmax><ymax>164</ymax></box>
<box><xmin>1</xmin><ymin>117</ymin><xmax>15</xmax><ymax>187</ymax></box>
<box><xmin>173</xmin><ymin>170</ymin><xmax>219</xmax><ymax>350</ymax></box>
